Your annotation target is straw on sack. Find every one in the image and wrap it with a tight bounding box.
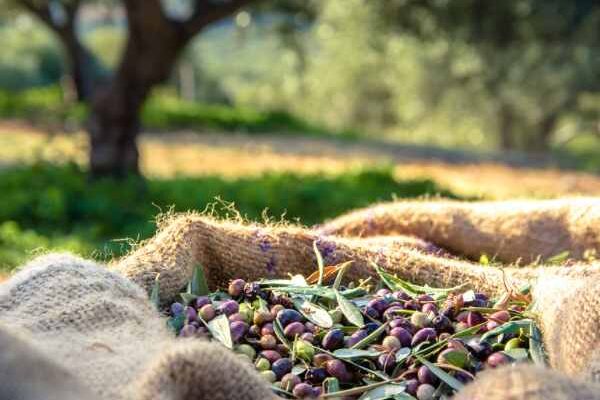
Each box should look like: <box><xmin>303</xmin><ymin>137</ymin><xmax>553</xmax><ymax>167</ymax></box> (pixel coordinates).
<box><xmin>317</xmin><ymin>198</ymin><xmax>600</xmax><ymax>264</ymax></box>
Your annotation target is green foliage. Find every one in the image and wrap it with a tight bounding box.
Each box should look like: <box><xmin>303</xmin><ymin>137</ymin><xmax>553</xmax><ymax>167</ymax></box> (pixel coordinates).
<box><xmin>0</xmin><ymin>162</ymin><xmax>458</xmax><ymax>271</ymax></box>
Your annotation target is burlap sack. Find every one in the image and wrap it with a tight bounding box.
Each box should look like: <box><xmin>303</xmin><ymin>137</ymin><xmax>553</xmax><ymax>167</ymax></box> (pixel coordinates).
<box><xmin>1</xmin><ymin>199</ymin><xmax>600</xmax><ymax>399</ymax></box>
<box><xmin>317</xmin><ymin>198</ymin><xmax>600</xmax><ymax>264</ymax></box>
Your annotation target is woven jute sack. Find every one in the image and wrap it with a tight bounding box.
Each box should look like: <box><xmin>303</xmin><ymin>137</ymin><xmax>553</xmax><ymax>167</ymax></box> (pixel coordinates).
<box><xmin>1</xmin><ymin>198</ymin><xmax>600</xmax><ymax>400</ymax></box>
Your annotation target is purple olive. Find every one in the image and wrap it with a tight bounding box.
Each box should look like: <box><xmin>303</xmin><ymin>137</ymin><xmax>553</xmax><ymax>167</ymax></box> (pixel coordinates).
<box><xmin>305</xmin><ymin>368</ymin><xmax>327</xmax><ymax>384</ymax></box>
<box><xmin>272</xmin><ymin>358</ymin><xmax>293</xmax><ymax>379</ymax></box>
<box><xmin>261</xmin><ymin>323</ymin><xmax>275</xmax><ymax>336</ymax></box>
<box><xmin>364</xmin><ymin>322</ymin><xmax>381</xmax><ymax>334</ymax></box>
<box><xmin>432</xmin><ymin>315</ymin><xmax>453</xmax><ymax>333</ymax></box>
<box><xmin>219</xmin><ymin>300</ymin><xmax>239</xmax><ymax>316</ymax></box>
<box><xmin>417</xmin><ymin>294</ymin><xmax>434</xmax><ymax>303</ymax></box>
<box><xmin>313</xmin><ymin>353</ymin><xmax>334</xmax><ymax>367</ymax></box>
<box><xmin>364</xmin><ymin>305</ymin><xmax>380</xmax><ymax>320</ymax></box>
<box><xmin>404</xmin><ymin>300</ymin><xmax>420</xmax><ymax>311</ymax></box>
<box><xmin>389</xmin><ymin>317</ymin><xmax>413</xmax><ymax>332</ymax></box>
<box><xmin>243</xmin><ymin>282</ymin><xmax>263</xmax><ymax>299</ymax></box>
<box><xmin>199</xmin><ymin>304</ymin><xmax>216</xmax><ymax>321</ymax></box>
<box><xmin>467</xmin><ymin>311</ymin><xmax>485</xmax><ymax>327</ymax></box>
<box><xmin>260</xmin><ymin>334</ymin><xmax>277</xmax><ymax>350</ymax></box>
<box><xmin>276</xmin><ymin>309</ymin><xmax>303</xmax><ymax>327</ymax></box>
<box><xmin>194</xmin><ymin>296</ymin><xmax>211</xmax><ymax>309</ymax></box>
<box><xmin>389</xmin><ymin>327</ymin><xmax>412</xmax><ymax>347</ymax></box>
<box><xmin>312</xmin><ymin>386</ymin><xmax>322</xmax><ymax>398</ymax></box>
<box><xmin>368</xmin><ymin>298</ymin><xmax>389</xmax><ymax>313</ymax></box>
<box><xmin>228</xmin><ymin>278</ymin><xmax>246</xmax><ymax>297</ymax></box>
<box><xmin>377</xmin><ymin>353</ymin><xmax>396</xmax><ymax>372</ymax></box>
<box><xmin>411</xmin><ymin>328</ymin><xmax>437</xmax><ymax>346</ymax></box>
<box><xmin>170</xmin><ymin>302</ymin><xmax>184</xmax><ymax>316</ymax></box>
<box><xmin>421</xmin><ymin>303</ymin><xmax>438</xmax><ymax>314</ymax></box>
<box><xmin>406</xmin><ymin>379</ymin><xmax>419</xmax><ymax>396</ymax></box>
<box><xmin>489</xmin><ymin>310</ymin><xmax>510</xmax><ymax>324</ymax></box>
<box><xmin>326</xmin><ymin>359</ymin><xmax>352</xmax><ymax>381</ymax></box>
<box><xmin>281</xmin><ymin>373</ymin><xmax>301</xmax><ymax>391</ymax></box>
<box><xmin>293</xmin><ymin>383</ymin><xmax>315</xmax><ymax>399</ymax></box>
<box><xmin>260</xmin><ymin>350</ymin><xmax>281</xmax><ymax>364</ymax></box>
<box><xmin>185</xmin><ymin>306</ymin><xmax>198</xmax><ymax>322</ymax></box>
<box><xmin>416</xmin><ymin>383</ymin><xmax>436</xmax><ymax>400</ymax></box>
<box><xmin>383</xmin><ymin>306</ymin><xmax>404</xmax><ymax>320</ymax></box>
<box><xmin>284</xmin><ymin>321</ymin><xmax>305</xmax><ymax>339</ymax></box>
<box><xmin>322</xmin><ymin>329</ymin><xmax>345</xmax><ymax>350</ymax></box>
<box><xmin>417</xmin><ymin>365</ymin><xmax>439</xmax><ymax>385</ymax></box>
<box><xmin>456</xmin><ymin>311</ymin><xmax>469</xmax><ymax>323</ymax></box>
<box><xmin>228</xmin><ymin>313</ymin><xmax>246</xmax><ymax>323</ymax></box>
<box><xmin>392</xmin><ymin>291</ymin><xmax>411</xmax><ymax>301</ymax></box>
<box><xmin>249</xmin><ymin>324</ymin><xmax>261</xmax><ymax>337</ymax></box>
<box><xmin>300</xmin><ymin>332</ymin><xmax>314</xmax><ymax>343</ymax></box>
<box><xmin>230</xmin><ymin>321</ymin><xmax>248</xmax><ymax>342</ymax></box>
<box><xmin>304</xmin><ymin>322</ymin><xmax>317</xmax><ymax>333</ymax></box>
<box><xmin>454</xmin><ymin>370</ymin><xmax>474</xmax><ymax>383</ymax></box>
<box><xmin>466</xmin><ymin>338</ymin><xmax>493</xmax><ymax>359</ymax></box>
<box><xmin>179</xmin><ymin>324</ymin><xmax>197</xmax><ymax>337</ymax></box>
<box><xmin>487</xmin><ymin>352</ymin><xmax>510</xmax><ymax>368</ymax></box>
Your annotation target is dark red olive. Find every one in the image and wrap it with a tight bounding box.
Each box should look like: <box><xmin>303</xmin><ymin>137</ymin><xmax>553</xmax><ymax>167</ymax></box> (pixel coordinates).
<box><xmin>405</xmin><ymin>379</ymin><xmax>419</xmax><ymax>396</ymax></box>
<box><xmin>377</xmin><ymin>353</ymin><xmax>396</xmax><ymax>373</ymax></box>
<box><xmin>326</xmin><ymin>359</ymin><xmax>352</xmax><ymax>381</ymax></box>
<box><xmin>293</xmin><ymin>383</ymin><xmax>315</xmax><ymax>399</ymax></box>
<box><xmin>411</xmin><ymin>328</ymin><xmax>437</xmax><ymax>346</ymax></box>
<box><xmin>228</xmin><ymin>279</ymin><xmax>246</xmax><ymax>297</ymax></box>
<box><xmin>417</xmin><ymin>365</ymin><xmax>438</xmax><ymax>385</ymax></box>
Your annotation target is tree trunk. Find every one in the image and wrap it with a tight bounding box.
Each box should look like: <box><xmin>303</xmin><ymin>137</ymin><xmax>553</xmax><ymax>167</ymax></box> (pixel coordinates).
<box><xmin>527</xmin><ymin>113</ymin><xmax>558</xmax><ymax>152</ymax></box>
<box><xmin>88</xmin><ymin>26</ymin><xmax>186</xmax><ymax>178</ymax></box>
<box><xmin>498</xmin><ymin>104</ymin><xmax>515</xmax><ymax>150</ymax></box>
<box><xmin>62</xmin><ymin>35</ymin><xmax>100</xmax><ymax>102</ymax></box>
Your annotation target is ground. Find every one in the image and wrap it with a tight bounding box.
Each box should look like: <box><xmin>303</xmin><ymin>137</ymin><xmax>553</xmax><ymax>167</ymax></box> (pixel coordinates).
<box><xmin>2</xmin><ymin>122</ymin><xmax>600</xmax><ymax>200</ymax></box>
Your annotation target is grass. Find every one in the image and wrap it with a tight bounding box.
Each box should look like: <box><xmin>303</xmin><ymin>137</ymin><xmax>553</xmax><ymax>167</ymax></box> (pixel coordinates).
<box><xmin>0</xmin><ymin>162</ymin><xmax>457</xmax><ymax>273</ymax></box>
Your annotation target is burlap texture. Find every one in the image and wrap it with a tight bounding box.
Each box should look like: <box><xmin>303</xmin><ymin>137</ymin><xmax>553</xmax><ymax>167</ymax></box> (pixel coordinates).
<box><xmin>317</xmin><ymin>198</ymin><xmax>600</xmax><ymax>264</ymax></box>
<box><xmin>1</xmin><ymin>199</ymin><xmax>600</xmax><ymax>399</ymax></box>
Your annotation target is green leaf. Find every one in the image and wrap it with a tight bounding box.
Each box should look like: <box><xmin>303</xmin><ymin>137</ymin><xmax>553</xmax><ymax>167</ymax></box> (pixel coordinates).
<box><xmin>180</xmin><ymin>292</ymin><xmax>197</xmax><ymax>305</ymax></box>
<box><xmin>479</xmin><ymin>254</ymin><xmax>490</xmax><ymax>265</ymax></box>
<box><xmin>293</xmin><ymin>297</ymin><xmax>333</xmax><ymax>328</ymax></box>
<box><xmin>333</xmin><ymin>261</ymin><xmax>353</xmax><ymax>290</ymax></box>
<box><xmin>190</xmin><ymin>264</ymin><xmax>210</xmax><ymax>296</ymax></box>
<box><xmin>395</xmin><ymin>347</ymin><xmax>411</xmax><ymax>363</ymax></box>
<box><xmin>333</xmin><ymin>348</ymin><xmax>383</xmax><ymax>359</ymax></box>
<box><xmin>547</xmin><ymin>250</ymin><xmax>570</xmax><ymax>264</ymax></box>
<box><xmin>372</xmin><ymin>262</ymin><xmax>466</xmax><ymax>299</ymax></box>
<box><xmin>351</xmin><ymin>322</ymin><xmax>389</xmax><ymax>349</ymax></box>
<box><xmin>150</xmin><ymin>275</ymin><xmax>160</xmax><ymax>310</ymax></box>
<box><xmin>335</xmin><ymin>289</ymin><xmax>364</xmax><ymax>327</ymax></box>
<box><xmin>314</xmin><ymin>241</ymin><xmax>325</xmax><ymax>287</ymax></box>
<box><xmin>481</xmin><ymin>320</ymin><xmax>533</xmax><ymax>343</ymax></box>
<box><xmin>415</xmin><ymin>356</ymin><xmax>464</xmax><ymax>392</ymax></box>
<box><xmin>166</xmin><ymin>314</ymin><xmax>185</xmax><ymax>333</ymax></box>
<box><xmin>206</xmin><ymin>314</ymin><xmax>233</xmax><ymax>349</ymax></box>
<box><xmin>358</xmin><ymin>383</ymin><xmax>408</xmax><ymax>400</ymax></box>
<box><xmin>323</xmin><ymin>377</ymin><xmax>340</xmax><ymax>394</ymax></box>
<box><xmin>292</xmin><ymin>365</ymin><xmax>307</xmax><ymax>376</ymax></box>
<box><xmin>504</xmin><ymin>348</ymin><xmax>529</xmax><ymax>362</ymax></box>
<box><xmin>529</xmin><ymin>321</ymin><xmax>547</xmax><ymax>366</ymax></box>
<box><xmin>273</xmin><ymin>317</ymin><xmax>291</xmax><ymax>350</ymax></box>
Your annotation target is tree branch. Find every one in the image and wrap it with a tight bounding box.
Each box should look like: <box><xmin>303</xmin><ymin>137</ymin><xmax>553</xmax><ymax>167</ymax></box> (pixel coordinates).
<box><xmin>183</xmin><ymin>0</ymin><xmax>259</xmax><ymax>37</ymax></box>
<box><xmin>18</xmin><ymin>0</ymin><xmax>55</xmax><ymax>27</ymax></box>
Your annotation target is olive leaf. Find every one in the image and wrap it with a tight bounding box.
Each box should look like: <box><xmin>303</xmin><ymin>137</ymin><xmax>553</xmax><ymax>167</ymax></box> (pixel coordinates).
<box><xmin>357</xmin><ymin>383</ymin><xmax>409</xmax><ymax>400</ymax></box>
<box><xmin>206</xmin><ymin>314</ymin><xmax>233</xmax><ymax>349</ymax></box>
<box><xmin>335</xmin><ymin>289</ymin><xmax>364</xmax><ymax>327</ymax></box>
<box><xmin>273</xmin><ymin>317</ymin><xmax>292</xmax><ymax>350</ymax></box>
<box><xmin>504</xmin><ymin>348</ymin><xmax>529</xmax><ymax>362</ymax></box>
<box><xmin>180</xmin><ymin>292</ymin><xmax>197</xmax><ymax>305</ymax></box>
<box><xmin>190</xmin><ymin>264</ymin><xmax>210</xmax><ymax>296</ymax></box>
<box><xmin>481</xmin><ymin>319</ymin><xmax>533</xmax><ymax>343</ymax></box>
<box><xmin>529</xmin><ymin>321</ymin><xmax>547</xmax><ymax>365</ymax></box>
<box><xmin>323</xmin><ymin>377</ymin><xmax>341</xmax><ymax>394</ymax></box>
<box><xmin>166</xmin><ymin>314</ymin><xmax>185</xmax><ymax>333</ymax></box>
<box><xmin>293</xmin><ymin>297</ymin><xmax>333</xmax><ymax>328</ymax></box>
<box><xmin>415</xmin><ymin>356</ymin><xmax>464</xmax><ymax>392</ymax></box>
<box><xmin>333</xmin><ymin>348</ymin><xmax>383</xmax><ymax>359</ymax></box>
<box><xmin>333</xmin><ymin>261</ymin><xmax>353</xmax><ymax>290</ymax></box>
<box><xmin>395</xmin><ymin>347</ymin><xmax>411</xmax><ymax>363</ymax></box>
<box><xmin>351</xmin><ymin>322</ymin><xmax>389</xmax><ymax>349</ymax></box>
<box><xmin>314</xmin><ymin>241</ymin><xmax>325</xmax><ymax>287</ymax></box>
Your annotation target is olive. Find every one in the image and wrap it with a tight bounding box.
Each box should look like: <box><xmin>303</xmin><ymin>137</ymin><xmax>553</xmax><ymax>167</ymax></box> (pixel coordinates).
<box><xmin>194</xmin><ymin>296</ymin><xmax>211</xmax><ymax>309</ymax></box>
<box><xmin>416</xmin><ymin>383</ymin><xmax>436</xmax><ymax>400</ymax></box>
<box><xmin>437</xmin><ymin>348</ymin><xmax>469</xmax><ymax>368</ymax></box>
<box><xmin>322</xmin><ymin>329</ymin><xmax>345</xmax><ymax>351</ymax></box>
<box><xmin>364</xmin><ymin>305</ymin><xmax>380</xmax><ymax>320</ymax></box>
<box><xmin>253</xmin><ymin>310</ymin><xmax>274</xmax><ymax>326</ymax></box>
<box><xmin>293</xmin><ymin>383</ymin><xmax>316</xmax><ymax>399</ymax></box>
<box><xmin>219</xmin><ymin>300</ymin><xmax>239</xmax><ymax>316</ymax></box>
<box><xmin>230</xmin><ymin>321</ymin><xmax>248</xmax><ymax>342</ymax></box>
<box><xmin>277</xmin><ymin>309</ymin><xmax>303</xmax><ymax>327</ymax></box>
<box><xmin>421</xmin><ymin>303</ymin><xmax>438</xmax><ymax>315</ymax></box>
<box><xmin>326</xmin><ymin>359</ymin><xmax>352</xmax><ymax>381</ymax></box>
<box><xmin>259</xmin><ymin>350</ymin><xmax>282</xmax><ymax>364</ymax></box>
<box><xmin>329</xmin><ymin>309</ymin><xmax>343</xmax><ymax>324</ymax></box>
<box><xmin>411</xmin><ymin>312</ymin><xmax>430</xmax><ymax>328</ymax></box>
<box><xmin>392</xmin><ymin>291</ymin><xmax>411</xmax><ymax>302</ymax></box>
<box><xmin>382</xmin><ymin>336</ymin><xmax>402</xmax><ymax>351</ymax></box>
<box><xmin>305</xmin><ymin>368</ymin><xmax>327</xmax><ymax>384</ymax></box>
<box><xmin>179</xmin><ymin>324</ymin><xmax>196</xmax><ymax>337</ymax></box>
<box><xmin>404</xmin><ymin>300</ymin><xmax>420</xmax><ymax>311</ymax></box>
<box><xmin>284</xmin><ymin>321</ymin><xmax>305</xmax><ymax>339</ymax></box>
<box><xmin>377</xmin><ymin>353</ymin><xmax>396</xmax><ymax>373</ymax></box>
<box><xmin>228</xmin><ymin>313</ymin><xmax>246</xmax><ymax>323</ymax></box>
<box><xmin>235</xmin><ymin>344</ymin><xmax>256</xmax><ymax>360</ymax></box>
<box><xmin>467</xmin><ymin>311</ymin><xmax>485</xmax><ymax>327</ymax></box>
<box><xmin>255</xmin><ymin>357</ymin><xmax>270</xmax><ymax>371</ymax></box>
<box><xmin>411</xmin><ymin>328</ymin><xmax>436</xmax><ymax>346</ymax></box>
<box><xmin>383</xmin><ymin>306</ymin><xmax>405</xmax><ymax>320</ymax></box>
<box><xmin>281</xmin><ymin>373</ymin><xmax>301</xmax><ymax>391</ymax></box>
<box><xmin>417</xmin><ymin>365</ymin><xmax>438</xmax><ymax>385</ymax></box>
<box><xmin>228</xmin><ymin>278</ymin><xmax>246</xmax><ymax>297</ymax></box>
<box><xmin>389</xmin><ymin>327</ymin><xmax>412</xmax><ymax>347</ymax></box>
<box><xmin>364</xmin><ymin>322</ymin><xmax>381</xmax><ymax>334</ymax></box>
<box><xmin>313</xmin><ymin>353</ymin><xmax>334</xmax><ymax>367</ymax></box>
<box><xmin>261</xmin><ymin>323</ymin><xmax>275</xmax><ymax>336</ymax></box>
<box><xmin>376</xmin><ymin>288</ymin><xmax>391</xmax><ymax>297</ymax></box>
<box><xmin>405</xmin><ymin>379</ymin><xmax>419</xmax><ymax>396</ymax></box>
<box><xmin>185</xmin><ymin>306</ymin><xmax>198</xmax><ymax>322</ymax></box>
<box><xmin>272</xmin><ymin>358</ymin><xmax>293</xmax><ymax>379</ymax></box>
<box><xmin>466</xmin><ymin>338</ymin><xmax>493</xmax><ymax>359</ymax></box>
<box><xmin>294</xmin><ymin>339</ymin><xmax>315</xmax><ymax>362</ymax></box>
<box><xmin>417</xmin><ymin>294</ymin><xmax>434</xmax><ymax>303</ymax></box>
<box><xmin>505</xmin><ymin>337</ymin><xmax>523</xmax><ymax>351</ymax></box>
<box><xmin>487</xmin><ymin>352</ymin><xmax>510</xmax><ymax>368</ymax></box>
<box><xmin>368</xmin><ymin>298</ymin><xmax>389</xmax><ymax>313</ymax></box>
<box><xmin>260</xmin><ymin>334</ymin><xmax>277</xmax><ymax>350</ymax></box>
<box><xmin>432</xmin><ymin>315</ymin><xmax>453</xmax><ymax>333</ymax></box>
<box><xmin>199</xmin><ymin>304</ymin><xmax>216</xmax><ymax>321</ymax></box>
<box><xmin>300</xmin><ymin>332</ymin><xmax>314</xmax><ymax>343</ymax></box>
<box><xmin>389</xmin><ymin>317</ymin><xmax>413</xmax><ymax>332</ymax></box>
<box><xmin>260</xmin><ymin>370</ymin><xmax>277</xmax><ymax>383</ymax></box>
<box><xmin>170</xmin><ymin>302</ymin><xmax>184</xmax><ymax>316</ymax></box>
